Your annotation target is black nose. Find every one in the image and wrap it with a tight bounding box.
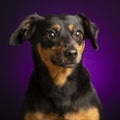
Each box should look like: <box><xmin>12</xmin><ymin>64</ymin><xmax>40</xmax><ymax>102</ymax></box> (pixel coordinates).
<box><xmin>64</xmin><ymin>48</ymin><xmax>78</xmax><ymax>60</ymax></box>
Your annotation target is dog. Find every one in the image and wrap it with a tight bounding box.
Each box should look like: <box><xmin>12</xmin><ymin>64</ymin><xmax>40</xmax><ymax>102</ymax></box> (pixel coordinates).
<box><xmin>10</xmin><ymin>13</ymin><xmax>103</xmax><ymax>120</ymax></box>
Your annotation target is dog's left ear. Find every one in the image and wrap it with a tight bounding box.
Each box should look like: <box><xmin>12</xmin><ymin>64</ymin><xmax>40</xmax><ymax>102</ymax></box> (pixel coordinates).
<box><xmin>10</xmin><ymin>13</ymin><xmax>45</xmax><ymax>45</ymax></box>
<box><xmin>78</xmin><ymin>13</ymin><xmax>99</xmax><ymax>49</ymax></box>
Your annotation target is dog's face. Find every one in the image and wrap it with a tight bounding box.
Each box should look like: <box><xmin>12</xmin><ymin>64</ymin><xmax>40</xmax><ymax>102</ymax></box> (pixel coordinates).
<box><xmin>36</xmin><ymin>15</ymin><xmax>86</xmax><ymax>68</ymax></box>
<box><xmin>10</xmin><ymin>13</ymin><xmax>98</xmax><ymax>68</ymax></box>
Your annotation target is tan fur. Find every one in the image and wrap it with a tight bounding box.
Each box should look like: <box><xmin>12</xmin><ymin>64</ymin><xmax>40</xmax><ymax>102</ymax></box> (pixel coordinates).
<box><xmin>69</xmin><ymin>24</ymin><xmax>74</xmax><ymax>31</ymax></box>
<box><xmin>25</xmin><ymin>112</ymin><xmax>58</xmax><ymax>120</ymax></box>
<box><xmin>77</xmin><ymin>41</ymin><xmax>85</xmax><ymax>54</ymax></box>
<box><xmin>74</xmin><ymin>41</ymin><xmax>85</xmax><ymax>63</ymax></box>
<box><xmin>64</xmin><ymin>107</ymin><xmax>100</xmax><ymax>120</ymax></box>
<box><xmin>37</xmin><ymin>43</ymin><xmax>72</xmax><ymax>87</ymax></box>
<box><xmin>53</xmin><ymin>24</ymin><xmax>61</xmax><ymax>31</ymax></box>
<box><xmin>25</xmin><ymin>107</ymin><xmax>99</xmax><ymax>120</ymax></box>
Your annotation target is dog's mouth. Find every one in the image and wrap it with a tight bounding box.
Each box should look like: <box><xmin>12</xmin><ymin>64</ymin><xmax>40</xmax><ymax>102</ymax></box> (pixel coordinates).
<box><xmin>51</xmin><ymin>59</ymin><xmax>77</xmax><ymax>68</ymax></box>
<box><xmin>61</xmin><ymin>63</ymin><xmax>77</xmax><ymax>68</ymax></box>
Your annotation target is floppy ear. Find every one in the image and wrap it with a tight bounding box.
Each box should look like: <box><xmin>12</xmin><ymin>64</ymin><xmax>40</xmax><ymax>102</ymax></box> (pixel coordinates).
<box><xmin>78</xmin><ymin>13</ymin><xmax>99</xmax><ymax>49</ymax></box>
<box><xmin>10</xmin><ymin>13</ymin><xmax>44</xmax><ymax>45</ymax></box>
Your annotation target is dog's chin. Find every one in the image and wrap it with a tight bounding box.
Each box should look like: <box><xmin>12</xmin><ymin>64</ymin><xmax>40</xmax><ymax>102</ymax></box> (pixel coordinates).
<box><xmin>51</xmin><ymin>59</ymin><xmax>78</xmax><ymax>68</ymax></box>
<box><xmin>61</xmin><ymin>64</ymin><xmax>77</xmax><ymax>68</ymax></box>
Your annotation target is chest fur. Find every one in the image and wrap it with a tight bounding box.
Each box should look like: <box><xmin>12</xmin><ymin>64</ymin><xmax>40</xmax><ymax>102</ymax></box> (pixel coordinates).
<box><xmin>25</xmin><ymin>107</ymin><xmax>99</xmax><ymax>120</ymax></box>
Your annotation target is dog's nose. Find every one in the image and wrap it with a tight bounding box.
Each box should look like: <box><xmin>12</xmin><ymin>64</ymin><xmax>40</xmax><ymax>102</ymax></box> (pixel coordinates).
<box><xmin>64</xmin><ymin>48</ymin><xmax>77</xmax><ymax>60</ymax></box>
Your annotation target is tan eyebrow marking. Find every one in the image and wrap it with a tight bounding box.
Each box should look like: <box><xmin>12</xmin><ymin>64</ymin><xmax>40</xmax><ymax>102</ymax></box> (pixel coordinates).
<box><xmin>69</xmin><ymin>24</ymin><xmax>75</xmax><ymax>31</ymax></box>
<box><xmin>53</xmin><ymin>24</ymin><xmax>61</xmax><ymax>31</ymax></box>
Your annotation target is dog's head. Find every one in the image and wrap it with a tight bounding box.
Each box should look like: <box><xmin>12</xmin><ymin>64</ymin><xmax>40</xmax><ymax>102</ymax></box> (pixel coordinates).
<box><xmin>10</xmin><ymin>13</ymin><xmax>98</xmax><ymax>68</ymax></box>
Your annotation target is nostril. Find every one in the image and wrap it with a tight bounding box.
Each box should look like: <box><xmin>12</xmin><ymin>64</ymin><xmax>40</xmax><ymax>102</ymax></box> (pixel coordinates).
<box><xmin>64</xmin><ymin>44</ymin><xmax>67</xmax><ymax>48</ymax></box>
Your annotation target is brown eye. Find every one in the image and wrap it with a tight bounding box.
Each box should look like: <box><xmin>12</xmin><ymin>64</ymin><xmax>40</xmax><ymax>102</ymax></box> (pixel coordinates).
<box><xmin>76</xmin><ymin>31</ymin><xmax>80</xmax><ymax>36</ymax></box>
<box><xmin>46</xmin><ymin>31</ymin><xmax>56</xmax><ymax>40</ymax></box>
<box><xmin>75</xmin><ymin>31</ymin><xmax>83</xmax><ymax>39</ymax></box>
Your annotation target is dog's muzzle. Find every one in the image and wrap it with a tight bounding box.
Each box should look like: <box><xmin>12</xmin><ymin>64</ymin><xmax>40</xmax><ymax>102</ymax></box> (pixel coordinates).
<box><xmin>51</xmin><ymin>45</ymin><xmax>81</xmax><ymax>68</ymax></box>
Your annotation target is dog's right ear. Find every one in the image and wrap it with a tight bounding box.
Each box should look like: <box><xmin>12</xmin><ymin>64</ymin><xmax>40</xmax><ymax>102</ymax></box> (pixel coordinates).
<box><xmin>10</xmin><ymin>13</ymin><xmax>44</xmax><ymax>45</ymax></box>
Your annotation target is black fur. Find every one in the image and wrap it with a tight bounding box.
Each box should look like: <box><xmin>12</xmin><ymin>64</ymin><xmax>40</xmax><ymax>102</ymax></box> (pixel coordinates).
<box><xmin>10</xmin><ymin>13</ymin><xmax>103</xmax><ymax>120</ymax></box>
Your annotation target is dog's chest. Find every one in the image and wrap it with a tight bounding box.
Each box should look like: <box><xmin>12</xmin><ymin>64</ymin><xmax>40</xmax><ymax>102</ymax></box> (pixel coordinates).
<box><xmin>25</xmin><ymin>107</ymin><xmax>99</xmax><ymax>120</ymax></box>
<box><xmin>48</xmin><ymin>80</ymin><xmax>78</xmax><ymax>108</ymax></box>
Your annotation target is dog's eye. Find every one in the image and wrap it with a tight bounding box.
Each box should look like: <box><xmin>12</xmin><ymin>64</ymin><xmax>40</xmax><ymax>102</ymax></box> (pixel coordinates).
<box><xmin>76</xmin><ymin>31</ymin><xmax>80</xmax><ymax>36</ymax></box>
<box><xmin>75</xmin><ymin>31</ymin><xmax>83</xmax><ymax>39</ymax></box>
<box><xmin>45</xmin><ymin>31</ymin><xmax>56</xmax><ymax>40</ymax></box>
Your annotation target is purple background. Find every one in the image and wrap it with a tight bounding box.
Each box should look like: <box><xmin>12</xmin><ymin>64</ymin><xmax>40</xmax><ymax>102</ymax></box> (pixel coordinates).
<box><xmin>0</xmin><ymin>0</ymin><xmax>120</xmax><ymax>119</ymax></box>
